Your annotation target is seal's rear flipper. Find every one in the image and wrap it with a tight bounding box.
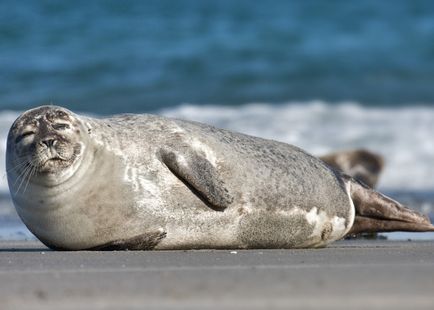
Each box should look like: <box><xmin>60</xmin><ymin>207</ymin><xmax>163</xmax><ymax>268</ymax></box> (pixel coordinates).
<box><xmin>345</xmin><ymin>177</ymin><xmax>434</xmax><ymax>235</ymax></box>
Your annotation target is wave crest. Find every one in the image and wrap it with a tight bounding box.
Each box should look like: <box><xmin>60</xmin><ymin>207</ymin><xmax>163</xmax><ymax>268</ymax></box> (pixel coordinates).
<box><xmin>161</xmin><ymin>101</ymin><xmax>434</xmax><ymax>190</ymax></box>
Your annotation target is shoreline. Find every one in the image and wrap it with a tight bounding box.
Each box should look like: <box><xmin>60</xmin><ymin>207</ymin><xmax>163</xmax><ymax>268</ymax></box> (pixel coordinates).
<box><xmin>1</xmin><ymin>240</ymin><xmax>434</xmax><ymax>309</ymax></box>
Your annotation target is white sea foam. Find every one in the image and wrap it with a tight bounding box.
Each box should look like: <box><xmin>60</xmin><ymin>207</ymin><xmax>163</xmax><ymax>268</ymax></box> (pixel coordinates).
<box><xmin>161</xmin><ymin>101</ymin><xmax>434</xmax><ymax>191</ymax></box>
<box><xmin>1</xmin><ymin>101</ymin><xmax>433</xmax><ymax>195</ymax></box>
<box><xmin>0</xmin><ymin>111</ymin><xmax>22</xmax><ymax>196</ymax></box>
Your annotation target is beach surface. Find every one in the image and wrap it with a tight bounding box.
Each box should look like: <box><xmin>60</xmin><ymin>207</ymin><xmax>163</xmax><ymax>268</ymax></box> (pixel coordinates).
<box><xmin>1</xmin><ymin>240</ymin><xmax>433</xmax><ymax>310</ymax></box>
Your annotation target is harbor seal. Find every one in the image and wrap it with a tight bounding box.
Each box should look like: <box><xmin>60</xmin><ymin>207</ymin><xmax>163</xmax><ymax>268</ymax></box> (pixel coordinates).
<box><xmin>6</xmin><ymin>106</ymin><xmax>434</xmax><ymax>250</ymax></box>
<box><xmin>320</xmin><ymin>149</ymin><xmax>384</xmax><ymax>188</ymax></box>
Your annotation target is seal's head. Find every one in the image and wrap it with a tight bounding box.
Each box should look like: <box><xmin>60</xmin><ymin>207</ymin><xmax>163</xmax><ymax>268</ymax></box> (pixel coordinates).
<box><xmin>6</xmin><ymin>106</ymin><xmax>87</xmax><ymax>188</ymax></box>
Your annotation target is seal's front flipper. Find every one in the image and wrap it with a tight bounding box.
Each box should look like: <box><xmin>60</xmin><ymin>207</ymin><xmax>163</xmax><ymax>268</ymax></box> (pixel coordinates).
<box><xmin>87</xmin><ymin>230</ymin><xmax>167</xmax><ymax>251</ymax></box>
<box><xmin>345</xmin><ymin>177</ymin><xmax>434</xmax><ymax>235</ymax></box>
<box><xmin>159</xmin><ymin>148</ymin><xmax>233</xmax><ymax>211</ymax></box>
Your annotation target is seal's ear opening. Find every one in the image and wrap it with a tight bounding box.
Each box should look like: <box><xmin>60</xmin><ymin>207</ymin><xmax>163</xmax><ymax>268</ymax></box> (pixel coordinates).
<box><xmin>345</xmin><ymin>177</ymin><xmax>434</xmax><ymax>235</ymax></box>
<box><xmin>83</xmin><ymin>122</ymin><xmax>93</xmax><ymax>135</ymax></box>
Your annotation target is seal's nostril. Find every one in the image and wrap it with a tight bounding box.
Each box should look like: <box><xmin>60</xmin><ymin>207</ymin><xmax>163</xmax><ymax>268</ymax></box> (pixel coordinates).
<box><xmin>42</xmin><ymin>138</ymin><xmax>56</xmax><ymax>147</ymax></box>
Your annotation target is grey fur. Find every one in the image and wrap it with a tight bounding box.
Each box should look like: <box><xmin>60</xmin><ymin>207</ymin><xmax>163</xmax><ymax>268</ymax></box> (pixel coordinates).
<box><xmin>7</xmin><ymin>106</ymin><xmax>356</xmax><ymax>250</ymax></box>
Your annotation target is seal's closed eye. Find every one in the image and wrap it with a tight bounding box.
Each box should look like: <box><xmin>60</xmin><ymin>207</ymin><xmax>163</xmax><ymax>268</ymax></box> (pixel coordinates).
<box><xmin>52</xmin><ymin>123</ymin><xmax>70</xmax><ymax>130</ymax></box>
<box><xmin>15</xmin><ymin>131</ymin><xmax>35</xmax><ymax>144</ymax></box>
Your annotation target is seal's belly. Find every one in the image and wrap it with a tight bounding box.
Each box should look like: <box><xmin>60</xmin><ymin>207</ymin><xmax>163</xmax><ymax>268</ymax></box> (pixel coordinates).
<box><xmin>157</xmin><ymin>202</ymin><xmax>354</xmax><ymax>250</ymax></box>
<box><xmin>237</xmin><ymin>205</ymin><xmax>352</xmax><ymax>248</ymax></box>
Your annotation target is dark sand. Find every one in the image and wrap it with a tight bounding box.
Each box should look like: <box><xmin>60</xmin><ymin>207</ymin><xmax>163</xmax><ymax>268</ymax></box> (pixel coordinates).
<box><xmin>1</xmin><ymin>240</ymin><xmax>434</xmax><ymax>309</ymax></box>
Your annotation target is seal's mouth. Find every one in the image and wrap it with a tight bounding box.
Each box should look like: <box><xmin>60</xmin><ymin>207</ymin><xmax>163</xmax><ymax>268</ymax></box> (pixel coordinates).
<box><xmin>41</xmin><ymin>157</ymin><xmax>65</xmax><ymax>165</ymax></box>
<box><xmin>37</xmin><ymin>155</ymin><xmax>73</xmax><ymax>173</ymax></box>
<box><xmin>29</xmin><ymin>140</ymin><xmax>82</xmax><ymax>174</ymax></box>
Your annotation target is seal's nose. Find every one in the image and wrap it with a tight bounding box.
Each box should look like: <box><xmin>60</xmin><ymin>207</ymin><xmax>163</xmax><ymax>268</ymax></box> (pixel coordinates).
<box><xmin>41</xmin><ymin>138</ymin><xmax>56</xmax><ymax>148</ymax></box>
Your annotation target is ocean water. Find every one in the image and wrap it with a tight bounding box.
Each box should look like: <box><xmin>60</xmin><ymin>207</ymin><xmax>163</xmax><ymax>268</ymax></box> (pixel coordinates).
<box><xmin>1</xmin><ymin>1</ymin><xmax>434</xmax><ymax>241</ymax></box>
<box><xmin>2</xmin><ymin>0</ymin><xmax>434</xmax><ymax>112</ymax></box>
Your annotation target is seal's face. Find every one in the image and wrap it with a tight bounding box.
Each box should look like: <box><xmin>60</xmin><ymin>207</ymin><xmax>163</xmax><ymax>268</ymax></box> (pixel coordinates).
<box><xmin>7</xmin><ymin>106</ymin><xmax>84</xmax><ymax>181</ymax></box>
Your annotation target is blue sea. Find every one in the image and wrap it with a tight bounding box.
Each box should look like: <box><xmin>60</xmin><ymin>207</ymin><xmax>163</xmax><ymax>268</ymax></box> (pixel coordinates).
<box><xmin>1</xmin><ymin>0</ymin><xmax>434</xmax><ymax>240</ymax></box>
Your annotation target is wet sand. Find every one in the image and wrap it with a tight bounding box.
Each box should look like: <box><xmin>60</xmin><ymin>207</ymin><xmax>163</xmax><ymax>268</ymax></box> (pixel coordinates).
<box><xmin>1</xmin><ymin>240</ymin><xmax>434</xmax><ymax>309</ymax></box>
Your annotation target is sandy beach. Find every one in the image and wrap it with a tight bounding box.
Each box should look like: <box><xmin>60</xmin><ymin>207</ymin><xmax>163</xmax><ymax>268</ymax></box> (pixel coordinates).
<box><xmin>1</xmin><ymin>239</ymin><xmax>433</xmax><ymax>309</ymax></box>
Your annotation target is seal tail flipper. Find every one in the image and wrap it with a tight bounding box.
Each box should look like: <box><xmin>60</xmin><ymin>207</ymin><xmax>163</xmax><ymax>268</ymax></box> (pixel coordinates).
<box><xmin>345</xmin><ymin>177</ymin><xmax>434</xmax><ymax>235</ymax></box>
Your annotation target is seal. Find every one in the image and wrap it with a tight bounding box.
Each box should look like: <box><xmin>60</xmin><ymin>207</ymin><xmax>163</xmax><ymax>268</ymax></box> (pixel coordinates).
<box><xmin>6</xmin><ymin>106</ymin><xmax>434</xmax><ymax>250</ymax></box>
<box><xmin>320</xmin><ymin>149</ymin><xmax>384</xmax><ymax>188</ymax></box>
